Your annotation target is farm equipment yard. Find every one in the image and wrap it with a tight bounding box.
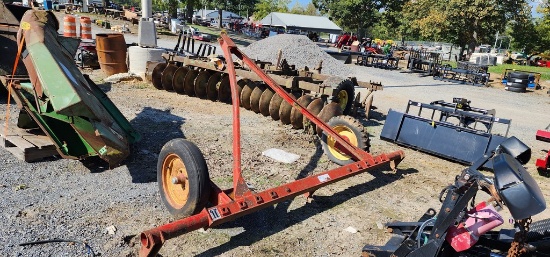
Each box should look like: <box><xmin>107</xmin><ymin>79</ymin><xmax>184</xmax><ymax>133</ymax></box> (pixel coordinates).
<box><xmin>1</xmin><ymin>7</ymin><xmax>550</xmax><ymax>257</ymax></box>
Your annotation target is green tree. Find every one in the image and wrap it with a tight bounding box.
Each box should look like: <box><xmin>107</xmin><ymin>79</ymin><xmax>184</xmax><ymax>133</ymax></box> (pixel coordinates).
<box><xmin>253</xmin><ymin>0</ymin><xmax>290</xmax><ymax>20</ymax></box>
<box><xmin>313</xmin><ymin>0</ymin><xmax>402</xmax><ymax>34</ymax></box>
<box><xmin>290</xmin><ymin>2</ymin><xmax>305</xmax><ymax>14</ymax></box>
<box><xmin>535</xmin><ymin>0</ymin><xmax>550</xmax><ymax>55</ymax></box>
<box><xmin>508</xmin><ymin>3</ymin><xmax>542</xmax><ymax>55</ymax></box>
<box><xmin>401</xmin><ymin>0</ymin><xmax>527</xmax><ymax>55</ymax></box>
<box><xmin>303</xmin><ymin>2</ymin><xmax>318</xmax><ymax>16</ymax></box>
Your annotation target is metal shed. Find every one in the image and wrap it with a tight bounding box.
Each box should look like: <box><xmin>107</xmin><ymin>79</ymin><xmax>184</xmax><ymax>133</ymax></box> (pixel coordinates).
<box><xmin>259</xmin><ymin>12</ymin><xmax>342</xmax><ymax>34</ymax></box>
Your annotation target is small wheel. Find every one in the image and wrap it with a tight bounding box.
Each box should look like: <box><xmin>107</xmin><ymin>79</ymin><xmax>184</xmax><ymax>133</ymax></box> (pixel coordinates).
<box><xmin>158</xmin><ymin>139</ymin><xmax>210</xmax><ymax>218</ymax></box>
<box><xmin>326</xmin><ymin>77</ymin><xmax>355</xmax><ymax>115</ymax></box>
<box><xmin>321</xmin><ymin>116</ymin><xmax>370</xmax><ymax>165</ymax></box>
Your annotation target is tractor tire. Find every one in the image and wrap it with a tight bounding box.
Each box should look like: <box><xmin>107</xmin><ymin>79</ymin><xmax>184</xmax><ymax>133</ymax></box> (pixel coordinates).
<box><xmin>506</xmin><ymin>82</ymin><xmax>527</xmax><ymax>89</ymax></box>
<box><xmin>505</xmin><ymin>86</ymin><xmax>526</xmax><ymax>93</ymax></box>
<box><xmin>157</xmin><ymin>139</ymin><xmax>210</xmax><ymax>219</ymax></box>
<box><xmin>508</xmin><ymin>72</ymin><xmax>529</xmax><ymax>80</ymax></box>
<box><xmin>507</xmin><ymin>78</ymin><xmax>529</xmax><ymax>85</ymax></box>
<box><xmin>321</xmin><ymin>116</ymin><xmax>370</xmax><ymax>165</ymax></box>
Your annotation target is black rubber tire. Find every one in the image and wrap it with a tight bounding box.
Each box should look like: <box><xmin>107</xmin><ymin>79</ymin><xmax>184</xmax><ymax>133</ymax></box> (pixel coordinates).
<box><xmin>527</xmin><ymin>219</ymin><xmax>550</xmax><ymax>241</ymax></box>
<box><xmin>327</xmin><ymin>77</ymin><xmax>355</xmax><ymax>115</ymax></box>
<box><xmin>505</xmin><ymin>86</ymin><xmax>527</xmax><ymax>93</ymax></box>
<box><xmin>507</xmin><ymin>78</ymin><xmax>529</xmax><ymax>85</ymax></box>
<box><xmin>508</xmin><ymin>72</ymin><xmax>529</xmax><ymax>80</ymax></box>
<box><xmin>321</xmin><ymin>116</ymin><xmax>370</xmax><ymax>166</ymax></box>
<box><xmin>507</xmin><ymin>82</ymin><xmax>528</xmax><ymax>89</ymax></box>
<box><xmin>157</xmin><ymin>139</ymin><xmax>210</xmax><ymax>218</ymax></box>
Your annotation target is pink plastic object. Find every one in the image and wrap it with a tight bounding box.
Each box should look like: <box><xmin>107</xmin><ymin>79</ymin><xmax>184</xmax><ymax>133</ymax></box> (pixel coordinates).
<box><xmin>445</xmin><ymin>202</ymin><xmax>504</xmax><ymax>252</ymax></box>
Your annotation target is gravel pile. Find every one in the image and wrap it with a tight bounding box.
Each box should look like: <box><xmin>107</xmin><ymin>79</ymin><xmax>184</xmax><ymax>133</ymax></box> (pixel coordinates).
<box><xmin>242</xmin><ymin>34</ymin><xmax>353</xmax><ymax>77</ymax></box>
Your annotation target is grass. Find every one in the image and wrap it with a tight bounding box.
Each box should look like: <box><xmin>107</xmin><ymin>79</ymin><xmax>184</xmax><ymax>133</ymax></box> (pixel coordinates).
<box><xmin>488</xmin><ymin>64</ymin><xmax>550</xmax><ymax>80</ymax></box>
<box><xmin>441</xmin><ymin>61</ymin><xmax>550</xmax><ymax>80</ymax></box>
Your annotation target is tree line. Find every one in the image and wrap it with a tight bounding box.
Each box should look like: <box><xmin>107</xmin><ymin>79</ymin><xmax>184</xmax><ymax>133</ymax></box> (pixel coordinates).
<box><xmin>117</xmin><ymin>0</ymin><xmax>550</xmax><ymax>55</ymax></box>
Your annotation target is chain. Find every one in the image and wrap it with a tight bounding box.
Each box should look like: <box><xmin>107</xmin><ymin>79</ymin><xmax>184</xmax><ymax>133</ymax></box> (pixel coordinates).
<box><xmin>507</xmin><ymin>217</ymin><xmax>532</xmax><ymax>257</ymax></box>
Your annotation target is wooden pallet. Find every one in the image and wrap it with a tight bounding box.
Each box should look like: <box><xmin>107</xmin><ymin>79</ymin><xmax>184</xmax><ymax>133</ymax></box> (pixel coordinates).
<box><xmin>0</xmin><ymin>121</ymin><xmax>58</xmax><ymax>162</ymax></box>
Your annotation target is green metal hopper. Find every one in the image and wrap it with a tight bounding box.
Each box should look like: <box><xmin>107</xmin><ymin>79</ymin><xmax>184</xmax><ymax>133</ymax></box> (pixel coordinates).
<box><xmin>3</xmin><ymin>9</ymin><xmax>139</xmax><ymax>166</ymax></box>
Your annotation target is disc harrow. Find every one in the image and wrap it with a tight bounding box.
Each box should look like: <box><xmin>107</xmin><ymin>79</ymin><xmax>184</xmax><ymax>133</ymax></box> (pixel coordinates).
<box><xmin>145</xmin><ymin>47</ymin><xmax>383</xmax><ymax>165</ymax></box>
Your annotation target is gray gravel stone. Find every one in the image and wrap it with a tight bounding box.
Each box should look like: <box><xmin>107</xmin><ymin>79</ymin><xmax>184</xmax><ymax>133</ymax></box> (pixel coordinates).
<box><xmin>242</xmin><ymin>34</ymin><xmax>353</xmax><ymax>77</ymax></box>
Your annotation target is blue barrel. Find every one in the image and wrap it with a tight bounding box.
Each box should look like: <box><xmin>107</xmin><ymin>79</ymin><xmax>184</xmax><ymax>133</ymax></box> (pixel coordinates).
<box><xmin>44</xmin><ymin>0</ymin><xmax>53</xmax><ymax>10</ymax></box>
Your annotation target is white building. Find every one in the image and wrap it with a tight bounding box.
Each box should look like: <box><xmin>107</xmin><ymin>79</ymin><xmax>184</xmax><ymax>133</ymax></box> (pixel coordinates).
<box><xmin>193</xmin><ymin>9</ymin><xmax>242</xmax><ymax>22</ymax></box>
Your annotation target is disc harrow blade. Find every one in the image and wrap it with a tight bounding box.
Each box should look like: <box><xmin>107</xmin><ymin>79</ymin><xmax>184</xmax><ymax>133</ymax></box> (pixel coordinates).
<box><xmin>152</xmin><ymin>63</ymin><xmax>167</xmax><ymax>90</ymax></box>
<box><xmin>236</xmin><ymin>79</ymin><xmax>247</xmax><ymax>107</ymax></box>
<box><xmin>195</xmin><ymin>71</ymin><xmax>215</xmax><ymax>99</ymax></box>
<box><xmin>316</xmin><ymin>102</ymin><xmax>343</xmax><ymax>135</ymax></box>
<box><xmin>250</xmin><ymin>84</ymin><xmax>266</xmax><ymax>114</ymax></box>
<box><xmin>161</xmin><ymin>64</ymin><xmax>178</xmax><ymax>91</ymax></box>
<box><xmin>290</xmin><ymin>95</ymin><xmax>314</xmax><ymax>129</ymax></box>
<box><xmin>240</xmin><ymin>80</ymin><xmax>256</xmax><ymax>110</ymax></box>
<box><xmin>303</xmin><ymin>98</ymin><xmax>325</xmax><ymax>133</ymax></box>
<box><xmin>207</xmin><ymin>73</ymin><xmax>223</xmax><ymax>101</ymax></box>
<box><xmin>172</xmin><ymin>66</ymin><xmax>189</xmax><ymax>94</ymax></box>
<box><xmin>259</xmin><ymin>88</ymin><xmax>275</xmax><ymax>117</ymax></box>
<box><xmin>279</xmin><ymin>92</ymin><xmax>301</xmax><ymax>125</ymax></box>
<box><xmin>183</xmin><ymin>68</ymin><xmax>199</xmax><ymax>96</ymax></box>
<box><xmin>218</xmin><ymin>75</ymin><xmax>232</xmax><ymax>103</ymax></box>
<box><xmin>269</xmin><ymin>94</ymin><xmax>284</xmax><ymax>121</ymax></box>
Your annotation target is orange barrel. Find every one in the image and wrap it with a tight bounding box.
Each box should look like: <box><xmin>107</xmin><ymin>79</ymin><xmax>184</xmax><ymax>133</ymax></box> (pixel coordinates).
<box><xmin>63</xmin><ymin>15</ymin><xmax>76</xmax><ymax>38</ymax></box>
<box><xmin>80</xmin><ymin>17</ymin><xmax>92</xmax><ymax>39</ymax></box>
<box><xmin>96</xmin><ymin>33</ymin><xmax>128</xmax><ymax>76</ymax></box>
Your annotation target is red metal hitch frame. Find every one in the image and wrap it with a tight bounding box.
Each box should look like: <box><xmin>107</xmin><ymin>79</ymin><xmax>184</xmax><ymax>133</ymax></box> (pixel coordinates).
<box><xmin>139</xmin><ymin>33</ymin><xmax>405</xmax><ymax>257</ymax></box>
<box><xmin>536</xmin><ymin>125</ymin><xmax>550</xmax><ymax>171</ymax></box>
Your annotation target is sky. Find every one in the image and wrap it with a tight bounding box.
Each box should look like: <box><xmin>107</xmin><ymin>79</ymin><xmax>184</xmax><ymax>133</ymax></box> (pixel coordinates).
<box><xmin>288</xmin><ymin>0</ymin><xmax>312</xmax><ymax>8</ymax></box>
<box><xmin>288</xmin><ymin>0</ymin><xmax>544</xmax><ymax>17</ymax></box>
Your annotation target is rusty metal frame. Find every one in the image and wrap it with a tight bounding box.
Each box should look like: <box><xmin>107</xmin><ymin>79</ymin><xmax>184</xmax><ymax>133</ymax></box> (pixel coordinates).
<box><xmin>138</xmin><ymin>33</ymin><xmax>404</xmax><ymax>257</ymax></box>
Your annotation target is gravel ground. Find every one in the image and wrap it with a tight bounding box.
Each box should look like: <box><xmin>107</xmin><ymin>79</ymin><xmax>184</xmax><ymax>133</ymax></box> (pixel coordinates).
<box><xmin>1</xmin><ymin>13</ymin><xmax>550</xmax><ymax>257</ymax></box>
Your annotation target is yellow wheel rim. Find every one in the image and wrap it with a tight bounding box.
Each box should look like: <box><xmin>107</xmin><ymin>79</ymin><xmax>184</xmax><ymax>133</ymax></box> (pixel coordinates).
<box><xmin>337</xmin><ymin>90</ymin><xmax>348</xmax><ymax>111</ymax></box>
<box><xmin>162</xmin><ymin>153</ymin><xmax>189</xmax><ymax>209</ymax></box>
<box><xmin>327</xmin><ymin>125</ymin><xmax>358</xmax><ymax>161</ymax></box>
